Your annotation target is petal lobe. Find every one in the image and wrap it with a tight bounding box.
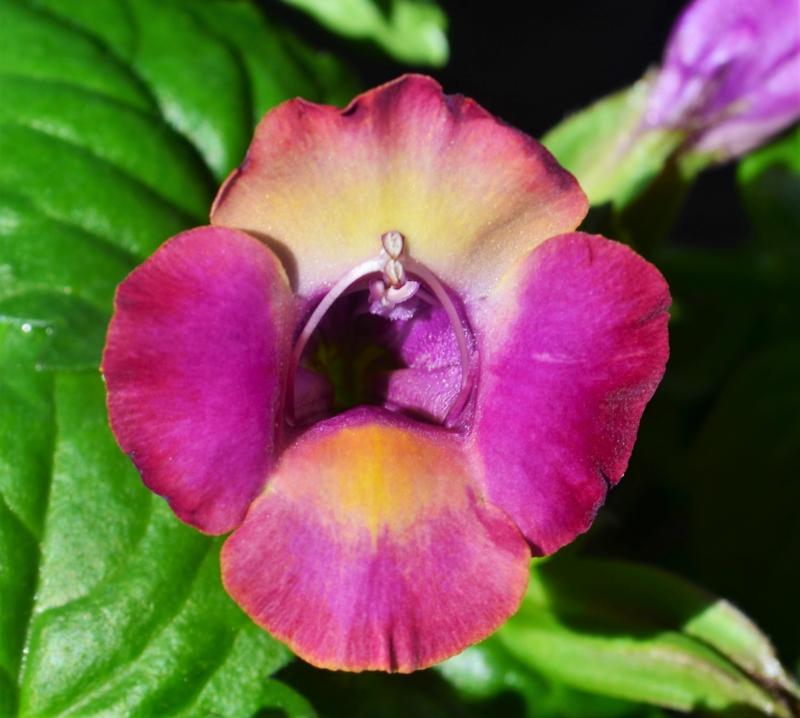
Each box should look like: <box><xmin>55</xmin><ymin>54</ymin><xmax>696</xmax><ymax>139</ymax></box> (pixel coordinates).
<box><xmin>102</xmin><ymin>226</ymin><xmax>294</xmax><ymax>534</ymax></box>
<box><xmin>222</xmin><ymin>408</ymin><xmax>530</xmax><ymax>672</ymax></box>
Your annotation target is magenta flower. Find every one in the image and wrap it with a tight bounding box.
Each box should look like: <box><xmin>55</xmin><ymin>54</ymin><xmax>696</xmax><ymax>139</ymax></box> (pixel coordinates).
<box><xmin>102</xmin><ymin>76</ymin><xmax>670</xmax><ymax>672</ymax></box>
<box><xmin>646</xmin><ymin>0</ymin><xmax>800</xmax><ymax>158</ymax></box>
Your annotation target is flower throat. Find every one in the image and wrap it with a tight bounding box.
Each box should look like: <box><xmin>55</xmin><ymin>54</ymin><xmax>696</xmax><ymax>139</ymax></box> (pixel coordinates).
<box><xmin>285</xmin><ymin>231</ymin><xmax>473</xmax><ymax>427</ymax></box>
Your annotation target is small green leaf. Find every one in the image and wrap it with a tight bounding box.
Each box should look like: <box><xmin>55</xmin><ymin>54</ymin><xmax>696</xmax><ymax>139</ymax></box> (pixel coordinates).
<box><xmin>494</xmin><ymin>558</ymin><xmax>797</xmax><ymax>716</ymax></box>
<box><xmin>542</xmin><ymin>77</ymin><xmax>684</xmax><ymax>209</ymax></box>
<box><xmin>280</xmin><ymin>0</ymin><xmax>449</xmax><ymax>66</ymax></box>
<box><xmin>440</xmin><ymin>639</ymin><xmax>666</xmax><ymax>718</ymax></box>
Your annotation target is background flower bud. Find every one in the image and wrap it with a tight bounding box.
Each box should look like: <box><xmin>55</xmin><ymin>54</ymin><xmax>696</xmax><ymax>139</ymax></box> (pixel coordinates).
<box><xmin>646</xmin><ymin>0</ymin><xmax>800</xmax><ymax>159</ymax></box>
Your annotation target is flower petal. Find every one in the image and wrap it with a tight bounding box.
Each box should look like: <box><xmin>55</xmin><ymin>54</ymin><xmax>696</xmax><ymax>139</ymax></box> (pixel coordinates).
<box><xmin>375</xmin><ymin>303</ymin><xmax>465</xmax><ymax>422</ymax></box>
<box><xmin>221</xmin><ymin>408</ymin><xmax>530</xmax><ymax>672</ymax></box>
<box><xmin>469</xmin><ymin>233</ymin><xmax>670</xmax><ymax>555</ymax></box>
<box><xmin>211</xmin><ymin>74</ymin><xmax>587</xmax><ymax>298</ymax></box>
<box><xmin>102</xmin><ymin>227</ymin><xmax>294</xmax><ymax>534</ymax></box>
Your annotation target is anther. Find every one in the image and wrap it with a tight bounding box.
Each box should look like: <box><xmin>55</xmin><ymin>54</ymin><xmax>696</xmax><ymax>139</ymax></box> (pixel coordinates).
<box><xmin>384</xmin><ymin>258</ymin><xmax>406</xmax><ymax>287</ymax></box>
<box><xmin>381</xmin><ymin>230</ymin><xmax>405</xmax><ymax>259</ymax></box>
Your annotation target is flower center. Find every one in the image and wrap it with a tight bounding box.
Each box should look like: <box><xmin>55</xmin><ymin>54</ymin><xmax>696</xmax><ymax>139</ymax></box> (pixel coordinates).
<box><xmin>286</xmin><ymin>231</ymin><xmax>473</xmax><ymax>427</ymax></box>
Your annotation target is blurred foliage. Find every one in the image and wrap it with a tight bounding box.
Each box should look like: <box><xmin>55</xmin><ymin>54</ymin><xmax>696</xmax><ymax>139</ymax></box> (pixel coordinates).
<box><xmin>494</xmin><ymin>559</ymin><xmax>797</xmax><ymax>716</ymax></box>
<box><xmin>440</xmin><ymin>638</ymin><xmax>666</xmax><ymax>718</ymax></box>
<box><xmin>542</xmin><ymin>76</ymin><xmax>684</xmax><ymax>210</ymax></box>
<box><xmin>278</xmin><ymin>0</ymin><xmax>449</xmax><ymax>66</ymax></box>
<box><xmin>0</xmin><ymin>0</ymin><xmax>798</xmax><ymax>716</ymax></box>
<box><xmin>738</xmin><ymin>128</ymin><xmax>800</xmax><ymax>253</ymax></box>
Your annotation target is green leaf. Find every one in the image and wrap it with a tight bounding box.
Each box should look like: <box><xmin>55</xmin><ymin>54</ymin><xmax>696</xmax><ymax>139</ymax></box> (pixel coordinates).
<box><xmin>25</xmin><ymin>0</ymin><xmax>139</xmax><ymax>62</ymax></box>
<box><xmin>1</xmin><ymin>372</ymin><xmax>311</xmax><ymax>718</ymax></box>
<box><xmin>279</xmin><ymin>0</ymin><xmax>449</xmax><ymax>66</ymax></box>
<box><xmin>28</xmin><ymin>0</ymin><xmax>358</xmax><ymax>178</ymax></box>
<box><xmin>542</xmin><ymin>76</ymin><xmax>684</xmax><ymax>209</ymax></box>
<box><xmin>279</xmin><ymin>658</ymin><xmax>528</xmax><ymax>718</ymax></box>
<box><xmin>122</xmin><ymin>0</ymin><xmax>253</xmax><ymax>180</ymax></box>
<box><xmin>494</xmin><ymin>558</ymin><xmax>798</xmax><ymax>716</ymax></box>
<box><xmin>185</xmin><ymin>0</ymin><xmax>360</xmax><ymax>120</ymax></box>
<box><xmin>439</xmin><ymin>639</ymin><xmax>666</xmax><ymax>718</ymax></box>
<box><xmin>0</xmin><ymin>75</ymin><xmax>214</xmax><ymax>220</ymax></box>
<box><xmin>0</xmin><ymin>0</ymin><xmax>153</xmax><ymax>112</ymax></box>
<box><xmin>0</xmin><ymin>0</ymin><xmax>357</xmax><ymax>713</ymax></box>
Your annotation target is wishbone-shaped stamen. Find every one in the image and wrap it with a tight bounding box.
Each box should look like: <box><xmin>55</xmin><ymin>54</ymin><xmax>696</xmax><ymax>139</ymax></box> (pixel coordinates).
<box><xmin>285</xmin><ymin>233</ymin><xmax>474</xmax><ymax>426</ymax></box>
<box><xmin>285</xmin><ymin>257</ymin><xmax>384</xmax><ymax>426</ymax></box>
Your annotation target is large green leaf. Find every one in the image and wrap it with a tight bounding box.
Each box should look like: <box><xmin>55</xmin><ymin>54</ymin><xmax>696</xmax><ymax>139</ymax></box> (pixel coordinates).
<box><xmin>494</xmin><ymin>558</ymin><xmax>798</xmax><ymax>716</ymax></box>
<box><xmin>4</xmin><ymin>373</ymin><xmax>312</xmax><ymax>718</ymax></box>
<box><xmin>279</xmin><ymin>0</ymin><xmax>449</xmax><ymax>66</ymax></box>
<box><xmin>0</xmin><ymin>0</ymin><xmax>357</xmax><ymax>714</ymax></box>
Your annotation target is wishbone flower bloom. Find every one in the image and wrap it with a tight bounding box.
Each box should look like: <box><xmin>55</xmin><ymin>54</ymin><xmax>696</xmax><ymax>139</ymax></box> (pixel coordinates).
<box><xmin>102</xmin><ymin>75</ymin><xmax>670</xmax><ymax>672</ymax></box>
<box><xmin>646</xmin><ymin>0</ymin><xmax>800</xmax><ymax>158</ymax></box>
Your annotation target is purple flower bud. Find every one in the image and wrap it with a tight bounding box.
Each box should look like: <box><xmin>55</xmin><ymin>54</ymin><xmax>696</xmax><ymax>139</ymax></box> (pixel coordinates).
<box><xmin>647</xmin><ymin>0</ymin><xmax>800</xmax><ymax>158</ymax></box>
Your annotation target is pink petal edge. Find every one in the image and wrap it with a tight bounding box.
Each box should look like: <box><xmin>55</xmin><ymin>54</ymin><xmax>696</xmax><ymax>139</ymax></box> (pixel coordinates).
<box><xmin>469</xmin><ymin>232</ymin><xmax>670</xmax><ymax>555</ymax></box>
<box><xmin>222</xmin><ymin>407</ymin><xmax>531</xmax><ymax>672</ymax></box>
<box><xmin>102</xmin><ymin>226</ymin><xmax>295</xmax><ymax>534</ymax></box>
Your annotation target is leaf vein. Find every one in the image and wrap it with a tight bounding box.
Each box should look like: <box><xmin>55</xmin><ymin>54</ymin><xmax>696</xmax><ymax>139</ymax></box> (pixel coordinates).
<box><xmin>17</xmin><ymin>375</ymin><xmax>57</xmax><ymax>684</ymax></box>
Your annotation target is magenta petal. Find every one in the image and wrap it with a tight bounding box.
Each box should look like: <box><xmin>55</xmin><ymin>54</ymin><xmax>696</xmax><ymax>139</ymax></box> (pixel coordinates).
<box><xmin>222</xmin><ymin>408</ymin><xmax>530</xmax><ymax>672</ymax></box>
<box><xmin>471</xmin><ymin>233</ymin><xmax>670</xmax><ymax>555</ymax></box>
<box><xmin>102</xmin><ymin>227</ymin><xmax>294</xmax><ymax>534</ymax></box>
<box><xmin>380</xmin><ymin>303</ymin><xmax>466</xmax><ymax>422</ymax></box>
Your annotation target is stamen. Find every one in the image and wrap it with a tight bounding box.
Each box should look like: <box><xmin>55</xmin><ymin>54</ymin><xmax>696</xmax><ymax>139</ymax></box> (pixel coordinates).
<box><xmin>384</xmin><ymin>258</ymin><xmax>405</xmax><ymax>287</ymax></box>
<box><xmin>285</xmin><ymin>233</ymin><xmax>474</xmax><ymax>426</ymax></box>
<box><xmin>381</xmin><ymin>230</ymin><xmax>405</xmax><ymax>260</ymax></box>
<box><xmin>386</xmin><ymin>281</ymin><xmax>419</xmax><ymax>305</ymax></box>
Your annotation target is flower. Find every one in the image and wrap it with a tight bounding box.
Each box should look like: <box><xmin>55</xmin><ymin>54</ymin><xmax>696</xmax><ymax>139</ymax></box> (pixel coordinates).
<box><xmin>646</xmin><ymin>0</ymin><xmax>800</xmax><ymax>158</ymax></box>
<box><xmin>102</xmin><ymin>75</ymin><xmax>670</xmax><ymax>672</ymax></box>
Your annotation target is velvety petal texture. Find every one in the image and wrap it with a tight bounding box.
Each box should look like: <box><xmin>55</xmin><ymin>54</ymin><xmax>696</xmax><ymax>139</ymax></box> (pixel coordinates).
<box><xmin>102</xmin><ymin>227</ymin><xmax>294</xmax><ymax>534</ymax></box>
<box><xmin>222</xmin><ymin>408</ymin><xmax>530</xmax><ymax>672</ymax></box>
<box><xmin>647</xmin><ymin>0</ymin><xmax>800</xmax><ymax>157</ymax></box>
<box><xmin>378</xmin><ymin>304</ymin><xmax>466</xmax><ymax>422</ymax></box>
<box><xmin>470</xmin><ymin>233</ymin><xmax>670</xmax><ymax>555</ymax></box>
<box><xmin>211</xmin><ymin>74</ymin><xmax>587</xmax><ymax>297</ymax></box>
